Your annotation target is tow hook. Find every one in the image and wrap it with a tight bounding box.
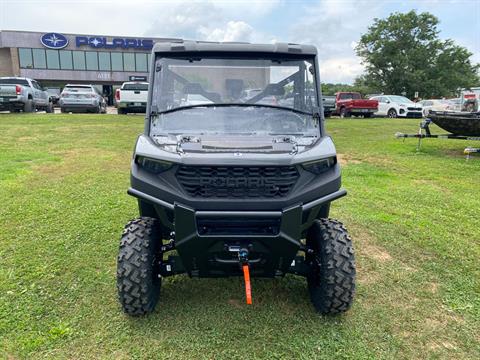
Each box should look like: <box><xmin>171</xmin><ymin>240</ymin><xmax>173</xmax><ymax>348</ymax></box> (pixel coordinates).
<box><xmin>238</xmin><ymin>248</ymin><xmax>252</xmax><ymax>305</ymax></box>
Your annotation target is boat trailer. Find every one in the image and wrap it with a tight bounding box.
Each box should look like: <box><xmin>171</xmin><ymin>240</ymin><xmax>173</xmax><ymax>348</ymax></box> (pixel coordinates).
<box><xmin>395</xmin><ymin>118</ymin><xmax>480</xmax><ymax>159</ymax></box>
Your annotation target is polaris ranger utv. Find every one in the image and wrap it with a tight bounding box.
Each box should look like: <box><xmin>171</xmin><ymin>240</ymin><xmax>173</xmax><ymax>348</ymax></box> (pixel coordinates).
<box><xmin>117</xmin><ymin>41</ymin><xmax>356</xmax><ymax>315</ymax></box>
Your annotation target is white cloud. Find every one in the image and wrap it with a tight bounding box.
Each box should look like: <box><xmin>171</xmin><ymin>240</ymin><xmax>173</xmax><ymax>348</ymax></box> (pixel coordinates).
<box><xmin>319</xmin><ymin>57</ymin><xmax>365</xmax><ymax>84</ymax></box>
<box><xmin>198</xmin><ymin>21</ymin><xmax>254</xmax><ymax>42</ymax></box>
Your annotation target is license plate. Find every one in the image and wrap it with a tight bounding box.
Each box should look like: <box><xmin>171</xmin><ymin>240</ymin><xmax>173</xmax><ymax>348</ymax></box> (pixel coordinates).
<box><xmin>134</xmin><ymin>102</ymin><xmax>142</xmax><ymax>106</ymax></box>
<box><xmin>361</xmin><ymin>109</ymin><xmax>368</xmax><ymax>112</ymax></box>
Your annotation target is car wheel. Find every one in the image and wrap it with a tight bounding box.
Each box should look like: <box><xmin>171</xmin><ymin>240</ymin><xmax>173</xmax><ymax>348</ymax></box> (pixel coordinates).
<box><xmin>364</xmin><ymin>113</ymin><xmax>372</xmax><ymax>118</ymax></box>
<box><xmin>46</xmin><ymin>102</ymin><xmax>54</xmax><ymax>113</ymax></box>
<box><xmin>117</xmin><ymin>217</ymin><xmax>162</xmax><ymax>316</ymax></box>
<box><xmin>340</xmin><ymin>107</ymin><xmax>349</xmax><ymax>118</ymax></box>
<box><xmin>23</xmin><ymin>99</ymin><xmax>34</xmax><ymax>113</ymax></box>
<box><xmin>117</xmin><ymin>108</ymin><xmax>127</xmax><ymax>115</ymax></box>
<box><xmin>306</xmin><ymin>219</ymin><xmax>356</xmax><ymax>314</ymax></box>
<box><xmin>387</xmin><ymin>109</ymin><xmax>397</xmax><ymax>118</ymax></box>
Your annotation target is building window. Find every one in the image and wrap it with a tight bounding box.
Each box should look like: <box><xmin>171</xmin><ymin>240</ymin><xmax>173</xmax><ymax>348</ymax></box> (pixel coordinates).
<box><xmin>18</xmin><ymin>48</ymin><xmax>33</xmax><ymax>68</ymax></box>
<box><xmin>59</xmin><ymin>50</ymin><xmax>73</xmax><ymax>70</ymax></box>
<box><xmin>147</xmin><ymin>53</ymin><xmax>151</xmax><ymax>72</ymax></box>
<box><xmin>98</xmin><ymin>52</ymin><xmax>111</xmax><ymax>71</ymax></box>
<box><xmin>123</xmin><ymin>53</ymin><xmax>135</xmax><ymax>71</ymax></box>
<box><xmin>32</xmin><ymin>49</ymin><xmax>46</xmax><ymax>69</ymax></box>
<box><xmin>135</xmin><ymin>53</ymin><xmax>147</xmax><ymax>72</ymax></box>
<box><xmin>85</xmin><ymin>51</ymin><xmax>98</xmax><ymax>70</ymax></box>
<box><xmin>73</xmin><ymin>51</ymin><xmax>86</xmax><ymax>70</ymax></box>
<box><xmin>46</xmin><ymin>50</ymin><xmax>60</xmax><ymax>69</ymax></box>
<box><xmin>111</xmin><ymin>52</ymin><xmax>123</xmax><ymax>71</ymax></box>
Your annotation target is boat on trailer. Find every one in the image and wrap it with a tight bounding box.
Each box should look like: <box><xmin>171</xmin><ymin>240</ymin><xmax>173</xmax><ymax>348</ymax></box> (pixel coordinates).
<box><xmin>395</xmin><ymin>111</ymin><xmax>480</xmax><ymax>157</ymax></box>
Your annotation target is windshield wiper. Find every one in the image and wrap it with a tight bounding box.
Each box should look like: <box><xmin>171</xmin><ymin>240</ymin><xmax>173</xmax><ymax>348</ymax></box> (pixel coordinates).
<box><xmin>151</xmin><ymin>103</ymin><xmax>314</xmax><ymax>116</ymax></box>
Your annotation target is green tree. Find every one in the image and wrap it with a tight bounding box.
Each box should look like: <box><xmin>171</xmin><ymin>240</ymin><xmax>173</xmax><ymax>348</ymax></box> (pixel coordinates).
<box><xmin>356</xmin><ymin>10</ymin><xmax>479</xmax><ymax>98</ymax></box>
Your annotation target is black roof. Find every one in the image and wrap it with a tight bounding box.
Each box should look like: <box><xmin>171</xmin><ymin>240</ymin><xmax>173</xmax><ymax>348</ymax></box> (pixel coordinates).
<box><xmin>152</xmin><ymin>41</ymin><xmax>317</xmax><ymax>55</ymax></box>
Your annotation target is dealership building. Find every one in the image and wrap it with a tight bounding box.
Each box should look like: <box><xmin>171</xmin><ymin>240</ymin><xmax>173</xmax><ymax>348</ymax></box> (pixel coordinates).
<box><xmin>0</xmin><ymin>30</ymin><xmax>180</xmax><ymax>103</ymax></box>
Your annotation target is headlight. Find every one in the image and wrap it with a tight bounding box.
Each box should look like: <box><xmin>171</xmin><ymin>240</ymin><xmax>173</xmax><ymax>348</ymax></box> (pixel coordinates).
<box><xmin>302</xmin><ymin>157</ymin><xmax>337</xmax><ymax>174</ymax></box>
<box><xmin>136</xmin><ymin>156</ymin><xmax>172</xmax><ymax>174</ymax></box>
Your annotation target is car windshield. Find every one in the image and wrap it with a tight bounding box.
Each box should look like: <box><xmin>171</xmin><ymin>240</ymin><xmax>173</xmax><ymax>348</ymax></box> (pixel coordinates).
<box><xmin>123</xmin><ymin>83</ymin><xmax>148</xmax><ymax>91</ymax></box>
<box><xmin>151</xmin><ymin>106</ymin><xmax>319</xmax><ymax>137</ymax></box>
<box><xmin>389</xmin><ymin>95</ymin><xmax>413</xmax><ymax>103</ymax></box>
<box><xmin>64</xmin><ymin>86</ymin><xmax>93</xmax><ymax>92</ymax></box>
<box><xmin>150</xmin><ymin>55</ymin><xmax>319</xmax><ymax>136</ymax></box>
<box><xmin>0</xmin><ymin>78</ymin><xmax>29</xmax><ymax>86</ymax></box>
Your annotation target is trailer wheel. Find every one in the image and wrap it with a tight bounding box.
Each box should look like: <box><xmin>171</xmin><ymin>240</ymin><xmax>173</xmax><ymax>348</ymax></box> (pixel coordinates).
<box><xmin>306</xmin><ymin>219</ymin><xmax>356</xmax><ymax>314</ymax></box>
<box><xmin>388</xmin><ymin>109</ymin><xmax>397</xmax><ymax>118</ymax></box>
<box><xmin>117</xmin><ymin>217</ymin><xmax>162</xmax><ymax>316</ymax></box>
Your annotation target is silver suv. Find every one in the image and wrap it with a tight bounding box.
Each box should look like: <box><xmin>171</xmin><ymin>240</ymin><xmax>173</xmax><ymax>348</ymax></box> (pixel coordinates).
<box><xmin>59</xmin><ymin>84</ymin><xmax>107</xmax><ymax>113</ymax></box>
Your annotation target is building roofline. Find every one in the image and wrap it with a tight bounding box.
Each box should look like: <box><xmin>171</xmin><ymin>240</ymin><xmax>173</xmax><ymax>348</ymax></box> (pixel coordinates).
<box><xmin>0</xmin><ymin>29</ymin><xmax>182</xmax><ymax>42</ymax></box>
<box><xmin>152</xmin><ymin>41</ymin><xmax>317</xmax><ymax>55</ymax></box>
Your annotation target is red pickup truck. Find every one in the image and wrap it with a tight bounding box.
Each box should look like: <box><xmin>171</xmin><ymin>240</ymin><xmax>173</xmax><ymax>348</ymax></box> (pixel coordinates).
<box><xmin>334</xmin><ymin>92</ymin><xmax>378</xmax><ymax>118</ymax></box>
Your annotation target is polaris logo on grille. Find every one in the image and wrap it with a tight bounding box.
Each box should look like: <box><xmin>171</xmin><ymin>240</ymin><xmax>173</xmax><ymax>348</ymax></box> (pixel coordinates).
<box><xmin>200</xmin><ymin>177</ymin><xmax>278</xmax><ymax>190</ymax></box>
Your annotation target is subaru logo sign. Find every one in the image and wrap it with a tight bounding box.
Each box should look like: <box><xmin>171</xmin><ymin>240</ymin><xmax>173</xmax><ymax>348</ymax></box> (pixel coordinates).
<box><xmin>41</xmin><ymin>33</ymin><xmax>69</xmax><ymax>49</ymax></box>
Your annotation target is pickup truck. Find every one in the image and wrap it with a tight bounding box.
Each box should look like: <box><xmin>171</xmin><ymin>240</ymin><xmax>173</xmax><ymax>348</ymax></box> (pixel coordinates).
<box><xmin>322</xmin><ymin>95</ymin><xmax>336</xmax><ymax>117</ymax></box>
<box><xmin>333</xmin><ymin>92</ymin><xmax>378</xmax><ymax>118</ymax></box>
<box><xmin>0</xmin><ymin>77</ymin><xmax>53</xmax><ymax>113</ymax></box>
<box><xmin>115</xmin><ymin>82</ymin><xmax>148</xmax><ymax>114</ymax></box>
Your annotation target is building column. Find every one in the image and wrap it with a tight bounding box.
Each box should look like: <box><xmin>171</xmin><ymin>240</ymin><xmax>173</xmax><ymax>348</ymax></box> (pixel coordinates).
<box><xmin>10</xmin><ymin>47</ymin><xmax>20</xmax><ymax>76</ymax></box>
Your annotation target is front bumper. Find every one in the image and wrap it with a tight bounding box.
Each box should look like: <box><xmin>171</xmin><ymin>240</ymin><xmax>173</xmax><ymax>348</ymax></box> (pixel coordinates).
<box><xmin>129</xmin><ymin>190</ymin><xmax>345</xmax><ymax>277</ymax></box>
<box><xmin>118</xmin><ymin>101</ymin><xmax>147</xmax><ymax>110</ymax></box>
<box><xmin>350</xmin><ymin>108</ymin><xmax>376</xmax><ymax>114</ymax></box>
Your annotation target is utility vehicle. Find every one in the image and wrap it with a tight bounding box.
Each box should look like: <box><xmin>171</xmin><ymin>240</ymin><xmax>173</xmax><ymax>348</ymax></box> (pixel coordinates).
<box><xmin>117</xmin><ymin>41</ymin><xmax>356</xmax><ymax>315</ymax></box>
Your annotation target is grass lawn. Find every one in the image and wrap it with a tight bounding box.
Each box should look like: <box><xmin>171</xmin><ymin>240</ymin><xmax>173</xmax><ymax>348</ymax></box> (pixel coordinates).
<box><xmin>0</xmin><ymin>113</ymin><xmax>479</xmax><ymax>359</ymax></box>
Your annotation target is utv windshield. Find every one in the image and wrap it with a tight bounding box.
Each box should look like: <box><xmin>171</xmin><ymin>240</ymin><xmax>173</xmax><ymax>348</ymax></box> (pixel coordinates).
<box><xmin>150</xmin><ymin>55</ymin><xmax>320</xmax><ymax>137</ymax></box>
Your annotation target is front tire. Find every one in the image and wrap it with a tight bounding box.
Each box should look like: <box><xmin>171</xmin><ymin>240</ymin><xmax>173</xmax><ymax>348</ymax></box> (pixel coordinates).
<box><xmin>306</xmin><ymin>219</ymin><xmax>356</xmax><ymax>314</ymax></box>
<box><xmin>117</xmin><ymin>217</ymin><xmax>162</xmax><ymax>316</ymax></box>
<box><xmin>388</xmin><ymin>108</ymin><xmax>397</xmax><ymax>118</ymax></box>
<box><xmin>339</xmin><ymin>107</ymin><xmax>349</xmax><ymax>118</ymax></box>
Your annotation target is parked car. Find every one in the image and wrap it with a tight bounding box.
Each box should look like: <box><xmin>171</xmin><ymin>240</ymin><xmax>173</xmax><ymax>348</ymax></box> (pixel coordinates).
<box><xmin>59</xmin><ymin>84</ymin><xmax>107</xmax><ymax>113</ymax></box>
<box><xmin>447</xmin><ymin>98</ymin><xmax>462</xmax><ymax>112</ymax></box>
<box><xmin>333</xmin><ymin>92</ymin><xmax>378</xmax><ymax>118</ymax></box>
<box><xmin>460</xmin><ymin>88</ymin><xmax>480</xmax><ymax>112</ymax></box>
<box><xmin>0</xmin><ymin>77</ymin><xmax>53</xmax><ymax>113</ymax></box>
<box><xmin>418</xmin><ymin>99</ymin><xmax>452</xmax><ymax>117</ymax></box>
<box><xmin>322</xmin><ymin>95</ymin><xmax>336</xmax><ymax>117</ymax></box>
<box><xmin>115</xmin><ymin>82</ymin><xmax>148</xmax><ymax>114</ymax></box>
<box><xmin>369</xmin><ymin>95</ymin><xmax>422</xmax><ymax>118</ymax></box>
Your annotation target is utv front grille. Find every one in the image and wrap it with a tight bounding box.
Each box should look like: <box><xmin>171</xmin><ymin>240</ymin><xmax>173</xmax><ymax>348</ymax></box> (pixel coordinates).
<box><xmin>176</xmin><ymin>165</ymin><xmax>299</xmax><ymax>198</ymax></box>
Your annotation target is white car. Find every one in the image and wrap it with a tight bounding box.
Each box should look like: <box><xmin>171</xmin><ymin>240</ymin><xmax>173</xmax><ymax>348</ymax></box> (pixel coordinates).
<box><xmin>115</xmin><ymin>82</ymin><xmax>148</xmax><ymax>114</ymax></box>
<box><xmin>418</xmin><ymin>99</ymin><xmax>453</xmax><ymax>116</ymax></box>
<box><xmin>60</xmin><ymin>84</ymin><xmax>107</xmax><ymax>113</ymax></box>
<box><xmin>369</xmin><ymin>95</ymin><xmax>423</xmax><ymax>118</ymax></box>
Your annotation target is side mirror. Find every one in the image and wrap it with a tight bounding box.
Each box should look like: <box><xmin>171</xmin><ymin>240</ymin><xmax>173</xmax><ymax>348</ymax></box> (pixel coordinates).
<box><xmin>386</xmin><ymin>100</ymin><xmax>390</xmax><ymax>104</ymax></box>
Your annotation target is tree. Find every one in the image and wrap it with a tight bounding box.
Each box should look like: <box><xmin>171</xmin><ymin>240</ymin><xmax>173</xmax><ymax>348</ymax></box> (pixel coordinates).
<box><xmin>356</xmin><ymin>10</ymin><xmax>479</xmax><ymax>98</ymax></box>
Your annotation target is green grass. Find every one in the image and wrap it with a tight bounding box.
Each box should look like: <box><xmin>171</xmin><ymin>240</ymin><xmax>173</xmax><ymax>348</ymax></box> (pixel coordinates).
<box><xmin>0</xmin><ymin>114</ymin><xmax>478</xmax><ymax>359</ymax></box>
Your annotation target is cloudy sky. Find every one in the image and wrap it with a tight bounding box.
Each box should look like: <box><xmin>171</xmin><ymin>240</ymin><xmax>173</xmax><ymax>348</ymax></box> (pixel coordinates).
<box><xmin>1</xmin><ymin>0</ymin><xmax>478</xmax><ymax>83</ymax></box>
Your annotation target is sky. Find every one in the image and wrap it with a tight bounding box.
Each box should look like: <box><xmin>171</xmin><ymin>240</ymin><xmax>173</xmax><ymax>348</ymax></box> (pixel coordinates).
<box><xmin>1</xmin><ymin>0</ymin><xmax>479</xmax><ymax>84</ymax></box>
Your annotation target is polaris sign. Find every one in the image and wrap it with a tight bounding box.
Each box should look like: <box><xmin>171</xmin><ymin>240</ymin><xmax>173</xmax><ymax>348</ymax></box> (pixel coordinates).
<box><xmin>75</xmin><ymin>36</ymin><xmax>153</xmax><ymax>50</ymax></box>
<box><xmin>40</xmin><ymin>33</ymin><xmax>69</xmax><ymax>49</ymax></box>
